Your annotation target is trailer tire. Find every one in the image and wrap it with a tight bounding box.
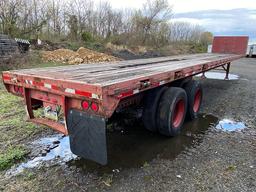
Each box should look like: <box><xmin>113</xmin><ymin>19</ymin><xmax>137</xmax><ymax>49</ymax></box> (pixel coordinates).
<box><xmin>142</xmin><ymin>87</ymin><xmax>168</xmax><ymax>132</ymax></box>
<box><xmin>184</xmin><ymin>80</ymin><xmax>203</xmax><ymax>119</ymax></box>
<box><xmin>156</xmin><ymin>87</ymin><xmax>187</xmax><ymax>136</ymax></box>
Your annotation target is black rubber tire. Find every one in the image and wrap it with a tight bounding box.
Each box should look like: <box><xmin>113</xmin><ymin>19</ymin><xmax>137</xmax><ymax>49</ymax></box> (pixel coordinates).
<box><xmin>156</xmin><ymin>87</ymin><xmax>187</xmax><ymax>136</ymax></box>
<box><xmin>142</xmin><ymin>87</ymin><xmax>168</xmax><ymax>132</ymax></box>
<box><xmin>184</xmin><ymin>80</ymin><xmax>203</xmax><ymax>120</ymax></box>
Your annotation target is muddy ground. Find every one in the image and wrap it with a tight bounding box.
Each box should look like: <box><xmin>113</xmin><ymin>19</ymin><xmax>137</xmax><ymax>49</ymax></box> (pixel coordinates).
<box><xmin>0</xmin><ymin>58</ymin><xmax>255</xmax><ymax>192</ymax></box>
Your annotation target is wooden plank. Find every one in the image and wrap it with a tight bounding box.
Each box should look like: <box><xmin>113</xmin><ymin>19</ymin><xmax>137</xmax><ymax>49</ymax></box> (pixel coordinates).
<box><xmin>100</xmin><ymin>59</ymin><xmax>225</xmax><ymax>85</ymax></box>
<box><xmin>65</xmin><ymin>54</ymin><xmax>235</xmax><ymax>83</ymax></box>
<box><xmin>17</xmin><ymin>53</ymin><xmax>227</xmax><ymax>79</ymax></box>
<box><xmin>14</xmin><ymin>53</ymin><xmax>214</xmax><ymax>74</ymax></box>
<box><xmin>78</xmin><ymin>54</ymin><xmax>228</xmax><ymax>80</ymax></box>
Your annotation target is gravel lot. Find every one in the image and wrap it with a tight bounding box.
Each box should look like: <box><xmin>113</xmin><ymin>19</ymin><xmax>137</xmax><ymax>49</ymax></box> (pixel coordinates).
<box><xmin>1</xmin><ymin>57</ymin><xmax>255</xmax><ymax>192</ymax></box>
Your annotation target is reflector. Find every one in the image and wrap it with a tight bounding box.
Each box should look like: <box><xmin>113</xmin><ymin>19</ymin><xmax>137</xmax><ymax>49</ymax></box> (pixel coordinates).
<box><xmin>91</xmin><ymin>102</ymin><xmax>99</xmax><ymax>112</ymax></box>
<box><xmin>81</xmin><ymin>100</ymin><xmax>89</xmax><ymax>110</ymax></box>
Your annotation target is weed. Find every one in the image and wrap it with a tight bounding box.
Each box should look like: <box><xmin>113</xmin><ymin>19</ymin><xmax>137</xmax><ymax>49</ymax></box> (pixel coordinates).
<box><xmin>143</xmin><ymin>175</ymin><xmax>152</xmax><ymax>181</ymax></box>
<box><xmin>102</xmin><ymin>174</ymin><xmax>113</xmax><ymax>187</ymax></box>
<box><xmin>24</xmin><ymin>171</ymin><xmax>36</xmax><ymax>181</ymax></box>
<box><xmin>226</xmin><ymin>165</ymin><xmax>237</xmax><ymax>171</ymax></box>
<box><xmin>0</xmin><ymin>146</ymin><xmax>28</xmax><ymax>171</ymax></box>
<box><xmin>143</xmin><ymin>161</ymin><xmax>150</xmax><ymax>168</ymax></box>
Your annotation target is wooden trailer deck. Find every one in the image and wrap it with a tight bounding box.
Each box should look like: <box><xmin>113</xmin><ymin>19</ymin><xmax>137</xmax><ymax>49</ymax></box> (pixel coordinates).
<box><xmin>8</xmin><ymin>53</ymin><xmax>241</xmax><ymax>87</ymax></box>
<box><xmin>2</xmin><ymin>52</ymin><xmax>243</xmax><ymax>119</ymax></box>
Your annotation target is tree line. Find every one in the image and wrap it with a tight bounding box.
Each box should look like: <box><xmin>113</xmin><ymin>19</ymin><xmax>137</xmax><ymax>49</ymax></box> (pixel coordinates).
<box><xmin>0</xmin><ymin>0</ymin><xmax>213</xmax><ymax>48</ymax></box>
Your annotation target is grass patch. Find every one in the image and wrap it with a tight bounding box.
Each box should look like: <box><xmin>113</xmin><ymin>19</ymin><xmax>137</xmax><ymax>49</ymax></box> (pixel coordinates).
<box><xmin>0</xmin><ymin>52</ymin><xmax>63</xmax><ymax>171</ymax></box>
<box><xmin>0</xmin><ymin>83</ymin><xmax>44</xmax><ymax>172</ymax></box>
<box><xmin>0</xmin><ymin>85</ymin><xmax>40</xmax><ymax>167</ymax></box>
<box><xmin>0</xmin><ymin>88</ymin><xmax>23</xmax><ymax>116</ymax></box>
<box><xmin>0</xmin><ymin>81</ymin><xmax>43</xmax><ymax>132</ymax></box>
<box><xmin>23</xmin><ymin>170</ymin><xmax>36</xmax><ymax>181</ymax></box>
<box><xmin>0</xmin><ymin>146</ymin><xmax>28</xmax><ymax>171</ymax></box>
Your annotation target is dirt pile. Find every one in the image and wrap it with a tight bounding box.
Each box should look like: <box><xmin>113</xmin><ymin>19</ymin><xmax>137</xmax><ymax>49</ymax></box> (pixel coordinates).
<box><xmin>106</xmin><ymin>42</ymin><xmax>163</xmax><ymax>60</ymax></box>
<box><xmin>41</xmin><ymin>47</ymin><xmax>119</xmax><ymax>64</ymax></box>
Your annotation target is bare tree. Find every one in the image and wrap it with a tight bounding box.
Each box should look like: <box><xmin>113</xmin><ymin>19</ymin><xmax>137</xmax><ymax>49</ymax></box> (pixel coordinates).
<box><xmin>0</xmin><ymin>0</ymin><xmax>210</xmax><ymax>50</ymax></box>
<box><xmin>0</xmin><ymin>0</ymin><xmax>23</xmax><ymax>36</ymax></box>
<box><xmin>169</xmin><ymin>21</ymin><xmax>204</xmax><ymax>43</ymax></box>
<box><xmin>132</xmin><ymin>0</ymin><xmax>172</xmax><ymax>44</ymax></box>
<box><xmin>68</xmin><ymin>15</ymin><xmax>78</xmax><ymax>41</ymax></box>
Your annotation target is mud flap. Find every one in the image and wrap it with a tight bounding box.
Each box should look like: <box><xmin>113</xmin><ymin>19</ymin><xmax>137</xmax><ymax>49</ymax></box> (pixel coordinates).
<box><xmin>67</xmin><ymin>109</ymin><xmax>107</xmax><ymax>165</ymax></box>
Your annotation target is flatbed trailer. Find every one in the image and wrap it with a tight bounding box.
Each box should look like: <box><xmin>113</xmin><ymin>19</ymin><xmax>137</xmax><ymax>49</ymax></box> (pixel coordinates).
<box><xmin>2</xmin><ymin>36</ymin><xmax>249</xmax><ymax>165</ymax></box>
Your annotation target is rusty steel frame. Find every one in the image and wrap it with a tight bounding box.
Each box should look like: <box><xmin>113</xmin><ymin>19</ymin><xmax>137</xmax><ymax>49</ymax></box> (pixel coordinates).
<box><xmin>200</xmin><ymin>62</ymin><xmax>231</xmax><ymax>80</ymax></box>
<box><xmin>2</xmin><ymin>54</ymin><xmax>243</xmax><ymax>134</ymax></box>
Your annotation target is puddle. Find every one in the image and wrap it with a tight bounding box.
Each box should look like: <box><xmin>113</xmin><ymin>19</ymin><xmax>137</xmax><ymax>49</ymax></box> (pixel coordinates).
<box><xmin>9</xmin><ymin>114</ymin><xmax>238</xmax><ymax>176</ymax></box>
<box><xmin>68</xmin><ymin>114</ymin><xmax>218</xmax><ymax>174</ymax></box>
<box><xmin>196</xmin><ymin>72</ymin><xmax>239</xmax><ymax>80</ymax></box>
<box><xmin>6</xmin><ymin>135</ymin><xmax>76</xmax><ymax>176</ymax></box>
<box><xmin>216</xmin><ymin>119</ymin><xmax>246</xmax><ymax>132</ymax></box>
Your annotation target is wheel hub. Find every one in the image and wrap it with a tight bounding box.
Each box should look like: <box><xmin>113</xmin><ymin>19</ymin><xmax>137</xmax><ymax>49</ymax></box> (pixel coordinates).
<box><xmin>172</xmin><ymin>99</ymin><xmax>185</xmax><ymax>128</ymax></box>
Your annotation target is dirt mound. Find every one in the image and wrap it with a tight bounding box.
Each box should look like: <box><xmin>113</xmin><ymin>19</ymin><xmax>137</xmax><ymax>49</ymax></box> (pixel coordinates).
<box><xmin>106</xmin><ymin>42</ymin><xmax>163</xmax><ymax>60</ymax></box>
<box><xmin>41</xmin><ymin>49</ymin><xmax>79</xmax><ymax>63</ymax></box>
<box><xmin>41</xmin><ymin>47</ymin><xmax>119</xmax><ymax>64</ymax></box>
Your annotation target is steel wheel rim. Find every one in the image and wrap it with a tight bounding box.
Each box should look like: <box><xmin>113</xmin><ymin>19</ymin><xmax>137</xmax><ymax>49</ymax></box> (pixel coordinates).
<box><xmin>172</xmin><ymin>99</ymin><xmax>185</xmax><ymax>128</ymax></box>
<box><xmin>193</xmin><ymin>89</ymin><xmax>202</xmax><ymax>113</ymax></box>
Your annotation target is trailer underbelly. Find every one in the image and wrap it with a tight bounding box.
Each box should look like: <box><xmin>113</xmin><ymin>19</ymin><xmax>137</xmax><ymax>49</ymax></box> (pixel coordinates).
<box><xmin>2</xmin><ymin>52</ymin><xmax>246</xmax><ymax>165</ymax></box>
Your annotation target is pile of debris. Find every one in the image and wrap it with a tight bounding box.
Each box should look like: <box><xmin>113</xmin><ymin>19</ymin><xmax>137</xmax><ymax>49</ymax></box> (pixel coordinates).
<box><xmin>41</xmin><ymin>47</ymin><xmax>119</xmax><ymax>64</ymax></box>
<box><xmin>106</xmin><ymin>42</ymin><xmax>163</xmax><ymax>60</ymax></box>
<box><xmin>30</xmin><ymin>39</ymin><xmax>67</xmax><ymax>51</ymax></box>
<box><xmin>0</xmin><ymin>34</ymin><xmax>18</xmax><ymax>58</ymax></box>
<box><xmin>15</xmin><ymin>38</ymin><xmax>30</xmax><ymax>53</ymax></box>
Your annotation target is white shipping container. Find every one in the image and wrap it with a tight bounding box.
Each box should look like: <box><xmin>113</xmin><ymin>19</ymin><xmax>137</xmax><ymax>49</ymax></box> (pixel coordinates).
<box><xmin>207</xmin><ymin>44</ymin><xmax>212</xmax><ymax>53</ymax></box>
<box><xmin>246</xmin><ymin>44</ymin><xmax>256</xmax><ymax>56</ymax></box>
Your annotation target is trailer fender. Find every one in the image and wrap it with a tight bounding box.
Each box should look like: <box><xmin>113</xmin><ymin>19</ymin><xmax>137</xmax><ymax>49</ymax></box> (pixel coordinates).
<box><xmin>67</xmin><ymin>109</ymin><xmax>107</xmax><ymax>165</ymax></box>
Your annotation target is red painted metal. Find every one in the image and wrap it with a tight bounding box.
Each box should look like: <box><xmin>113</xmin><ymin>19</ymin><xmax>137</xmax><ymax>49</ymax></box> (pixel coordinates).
<box><xmin>172</xmin><ymin>99</ymin><xmax>185</xmax><ymax>128</ymax></box>
<box><xmin>24</xmin><ymin>88</ymin><xmax>34</xmax><ymax>119</ymax></box>
<box><xmin>18</xmin><ymin>87</ymin><xmax>24</xmax><ymax>94</ymax></box>
<box><xmin>1</xmin><ymin>41</ymin><xmax>247</xmax><ymax>134</ymax></box>
<box><xmin>193</xmin><ymin>89</ymin><xmax>202</xmax><ymax>113</ymax></box>
<box><xmin>75</xmin><ymin>90</ymin><xmax>92</xmax><ymax>98</ymax></box>
<box><xmin>2</xmin><ymin>75</ymin><xmax>11</xmax><ymax>81</ymax></box>
<box><xmin>14</xmin><ymin>85</ymin><xmax>19</xmax><ymax>93</ymax></box>
<box><xmin>2</xmin><ymin>54</ymin><xmax>243</xmax><ymax>121</ymax></box>
<box><xmin>30</xmin><ymin>118</ymin><xmax>68</xmax><ymax>135</ymax></box>
<box><xmin>212</xmin><ymin>36</ymin><xmax>249</xmax><ymax>55</ymax></box>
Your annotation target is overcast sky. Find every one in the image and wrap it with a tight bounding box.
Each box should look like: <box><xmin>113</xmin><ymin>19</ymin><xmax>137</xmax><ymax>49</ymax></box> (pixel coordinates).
<box><xmin>95</xmin><ymin>0</ymin><xmax>256</xmax><ymax>43</ymax></box>
<box><xmin>97</xmin><ymin>0</ymin><xmax>256</xmax><ymax>13</ymax></box>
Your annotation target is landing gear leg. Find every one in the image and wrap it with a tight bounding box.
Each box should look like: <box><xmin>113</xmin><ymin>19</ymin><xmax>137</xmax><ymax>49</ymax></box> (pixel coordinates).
<box><xmin>224</xmin><ymin>63</ymin><xmax>231</xmax><ymax>80</ymax></box>
<box><xmin>201</xmin><ymin>72</ymin><xmax>206</xmax><ymax>79</ymax></box>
